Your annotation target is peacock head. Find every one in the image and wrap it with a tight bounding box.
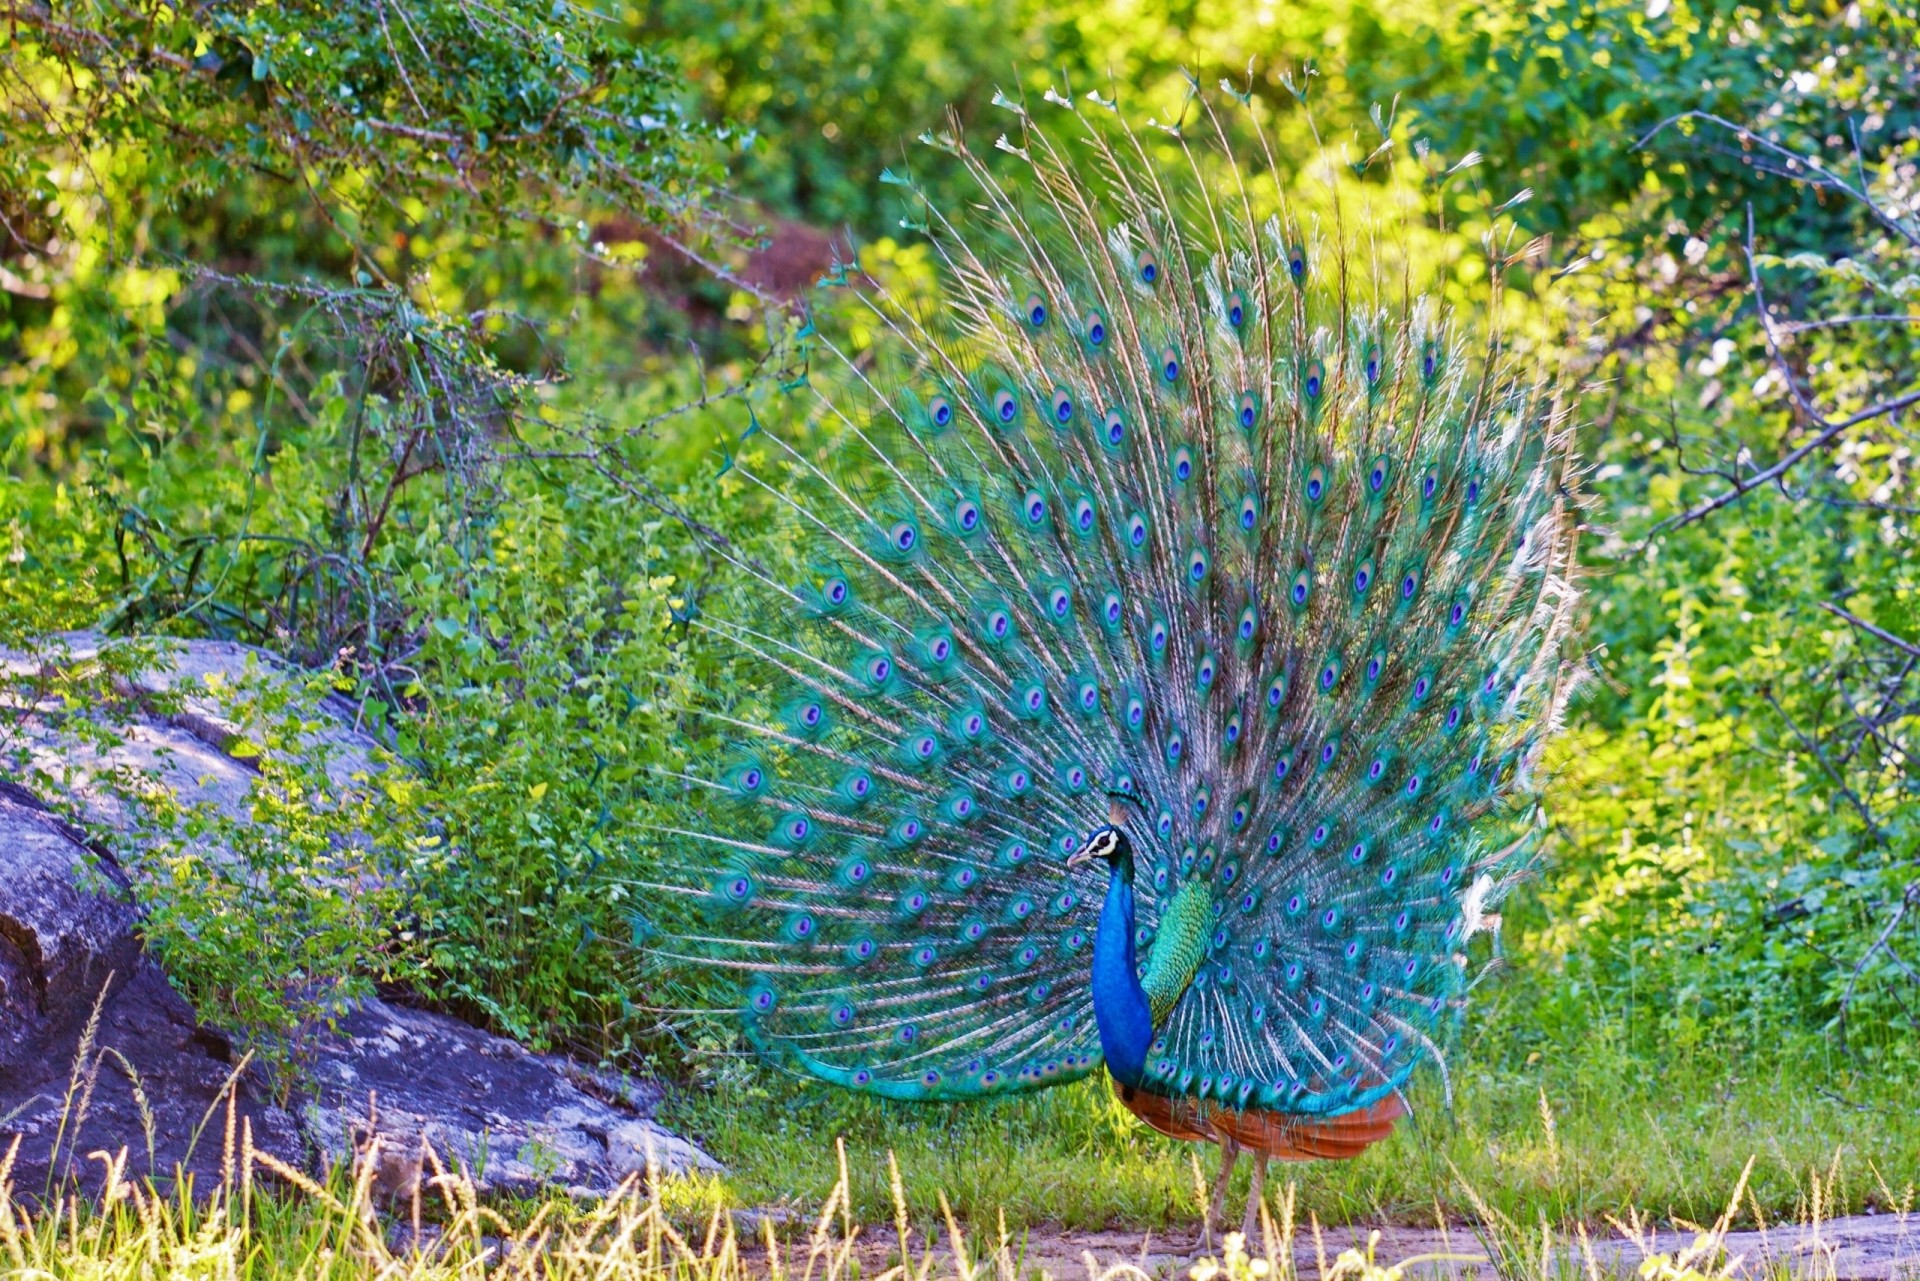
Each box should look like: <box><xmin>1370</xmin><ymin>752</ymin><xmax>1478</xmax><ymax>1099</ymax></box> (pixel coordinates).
<box><xmin>1066</xmin><ymin>824</ymin><xmax>1133</xmax><ymax>873</ymax></box>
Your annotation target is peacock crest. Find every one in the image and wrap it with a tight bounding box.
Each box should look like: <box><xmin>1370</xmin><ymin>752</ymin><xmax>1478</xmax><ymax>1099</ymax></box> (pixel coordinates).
<box><xmin>639</xmin><ymin>81</ymin><xmax>1582</xmax><ymax>1126</ymax></box>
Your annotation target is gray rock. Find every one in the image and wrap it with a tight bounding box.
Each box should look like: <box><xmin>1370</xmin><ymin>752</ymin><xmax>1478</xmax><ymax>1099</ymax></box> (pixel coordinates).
<box><xmin>302</xmin><ymin>996</ymin><xmax>721</xmax><ymax>1200</ymax></box>
<box><xmin>0</xmin><ymin>636</ymin><xmax>716</xmax><ymax>1202</ymax></box>
<box><xmin>0</xmin><ymin>957</ymin><xmax>305</xmax><ymax>1197</ymax></box>
<box><xmin>0</xmin><ymin>792</ymin><xmax>140</xmax><ymax>1070</ymax></box>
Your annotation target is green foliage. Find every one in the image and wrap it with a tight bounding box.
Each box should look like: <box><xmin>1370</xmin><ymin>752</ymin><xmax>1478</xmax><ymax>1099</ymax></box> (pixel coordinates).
<box><xmin>3</xmin><ymin>0</ymin><xmax>1917</xmax><ymax>1133</ymax></box>
<box><xmin>125</xmin><ymin>661</ymin><xmax>428</xmax><ymax>1056</ymax></box>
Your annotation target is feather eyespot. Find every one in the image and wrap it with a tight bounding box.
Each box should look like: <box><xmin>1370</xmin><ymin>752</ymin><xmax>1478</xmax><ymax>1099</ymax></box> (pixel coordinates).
<box><xmin>992</xmin><ymin>389</ymin><xmax>1019</xmax><ymax>424</ymax></box>
<box><xmin>1290</xmin><ymin>570</ymin><xmax>1312</xmax><ymax>607</ymax></box>
<box><xmin>1023</xmin><ymin>292</ymin><xmax>1048</xmax><ymax>328</ymax></box>
<box><xmin>1050</xmin><ymin>388</ymin><xmax>1074</xmax><ymax>424</ymax></box>
<box><xmin>1171</xmin><ymin>447</ymin><xmax>1195</xmax><ymax>484</ymax></box>
<box><xmin>953</xmin><ymin>498</ymin><xmax>981</xmax><ymax>533</ymax></box>
<box><xmin>1401</xmin><ymin>569</ymin><xmax>1421</xmax><ymax>601</ymax></box>
<box><xmin>1304</xmin><ymin>464</ymin><xmax>1327</xmax><ymax>504</ymax></box>
<box><xmin>1158</xmin><ymin>344</ymin><xmax>1181</xmax><ymax>384</ymax></box>
<box><xmin>1364</xmin><ymin>343</ymin><xmax>1382</xmax><ymax>386</ymax></box>
<box><xmin>1073</xmin><ymin>499</ymin><xmax>1095</xmax><ymax>533</ymax></box>
<box><xmin>1238</xmin><ymin>606</ymin><xmax>1258</xmax><ymax>642</ymax></box>
<box><xmin>1287</xmin><ymin>244</ymin><xmax>1306</xmax><ymax>282</ymax></box>
<box><xmin>1023</xmin><ymin>491</ymin><xmax>1047</xmax><ymax>525</ymax></box>
<box><xmin>1136</xmin><ymin>248</ymin><xmax>1160</xmax><ymax>284</ymax></box>
<box><xmin>928</xmin><ymin>395</ymin><xmax>953</xmax><ymax>427</ymax></box>
<box><xmin>1102</xmin><ymin>407</ymin><xmax>1127</xmax><ymax>447</ymax></box>
<box><xmin>1236</xmin><ymin>390</ymin><xmax>1260</xmax><ymax>430</ymax></box>
<box><xmin>1302</xmin><ymin>359</ymin><xmax>1325</xmax><ymax>401</ymax></box>
<box><xmin>889</xmin><ymin>521</ymin><xmax>918</xmax><ymax>553</ymax></box>
<box><xmin>1225</xmin><ymin>289</ymin><xmax>1248</xmax><ymax>329</ymax></box>
<box><xmin>1239</xmin><ymin>494</ymin><xmax>1259</xmax><ymax>531</ymax></box>
<box><xmin>1353</xmin><ymin>558</ymin><xmax>1374</xmax><ymax>593</ymax></box>
<box><xmin>1267</xmin><ymin>673</ymin><xmax>1289</xmax><ymax>707</ymax></box>
<box><xmin>1083</xmin><ymin>308</ymin><xmax>1108</xmax><ymax>349</ymax></box>
<box><xmin>1368</xmin><ymin>453</ymin><xmax>1391</xmax><ymax>493</ymax></box>
<box><xmin>1127</xmin><ymin>513</ymin><xmax>1148</xmax><ymax>549</ymax></box>
<box><xmin>1103</xmin><ymin>592</ymin><xmax>1124</xmax><ymax>626</ymax></box>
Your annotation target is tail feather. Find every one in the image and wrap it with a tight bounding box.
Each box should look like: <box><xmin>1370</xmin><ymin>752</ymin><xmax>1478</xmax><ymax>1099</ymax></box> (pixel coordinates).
<box><xmin>639</xmin><ymin>83</ymin><xmax>1581</xmax><ymax>1122</ymax></box>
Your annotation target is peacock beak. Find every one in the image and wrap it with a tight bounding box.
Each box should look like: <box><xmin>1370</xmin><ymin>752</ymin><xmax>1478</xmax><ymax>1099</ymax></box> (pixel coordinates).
<box><xmin>1065</xmin><ymin>845</ymin><xmax>1096</xmax><ymax>870</ymax></box>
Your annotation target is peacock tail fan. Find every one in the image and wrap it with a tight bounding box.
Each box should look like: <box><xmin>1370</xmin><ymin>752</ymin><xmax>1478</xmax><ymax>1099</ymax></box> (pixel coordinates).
<box><xmin>635</xmin><ymin>81</ymin><xmax>1583</xmax><ymax>1117</ymax></box>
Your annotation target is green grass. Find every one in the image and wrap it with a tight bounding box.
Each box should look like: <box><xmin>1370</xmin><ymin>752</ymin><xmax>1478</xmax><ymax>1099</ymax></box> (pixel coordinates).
<box><xmin>659</xmin><ymin>1008</ymin><xmax>1920</xmax><ymax>1233</ymax></box>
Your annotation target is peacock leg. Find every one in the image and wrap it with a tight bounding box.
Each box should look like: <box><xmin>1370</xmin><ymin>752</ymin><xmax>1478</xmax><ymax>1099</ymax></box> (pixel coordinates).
<box><xmin>1204</xmin><ymin>1135</ymin><xmax>1241</xmax><ymax>1243</ymax></box>
<box><xmin>1240</xmin><ymin>1155</ymin><xmax>1269</xmax><ymax>1245</ymax></box>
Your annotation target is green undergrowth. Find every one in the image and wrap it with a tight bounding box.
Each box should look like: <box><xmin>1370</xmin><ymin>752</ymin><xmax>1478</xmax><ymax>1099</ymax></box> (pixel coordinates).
<box><xmin>658</xmin><ymin>1005</ymin><xmax>1920</xmax><ymax>1233</ymax></box>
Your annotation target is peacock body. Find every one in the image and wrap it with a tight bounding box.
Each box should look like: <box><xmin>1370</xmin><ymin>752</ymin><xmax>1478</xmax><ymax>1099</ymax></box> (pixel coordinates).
<box><xmin>644</xmin><ymin>82</ymin><xmax>1581</xmax><ymax>1216</ymax></box>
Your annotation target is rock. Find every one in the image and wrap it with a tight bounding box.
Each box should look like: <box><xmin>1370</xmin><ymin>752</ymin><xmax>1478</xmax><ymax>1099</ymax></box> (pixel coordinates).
<box><xmin>302</xmin><ymin>996</ymin><xmax>721</xmax><ymax>1199</ymax></box>
<box><xmin>0</xmin><ymin>938</ymin><xmax>305</xmax><ymax>1196</ymax></box>
<box><xmin>0</xmin><ymin>635</ymin><xmax>716</xmax><ymax>1202</ymax></box>
<box><xmin>0</xmin><ymin>791</ymin><xmax>140</xmax><ymax>1069</ymax></box>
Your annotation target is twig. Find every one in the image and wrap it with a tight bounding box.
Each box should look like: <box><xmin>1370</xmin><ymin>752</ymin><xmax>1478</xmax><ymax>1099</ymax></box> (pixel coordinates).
<box><xmin>1819</xmin><ymin>601</ymin><xmax>1920</xmax><ymax>661</ymax></box>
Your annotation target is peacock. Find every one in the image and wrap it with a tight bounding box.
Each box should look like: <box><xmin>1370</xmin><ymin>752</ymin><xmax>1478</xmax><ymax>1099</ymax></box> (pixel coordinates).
<box><xmin>641</xmin><ymin>80</ymin><xmax>1582</xmax><ymax>1238</ymax></box>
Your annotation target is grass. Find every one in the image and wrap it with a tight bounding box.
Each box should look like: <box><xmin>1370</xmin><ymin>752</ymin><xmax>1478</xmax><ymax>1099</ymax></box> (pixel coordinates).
<box><xmin>6</xmin><ymin>963</ymin><xmax>1916</xmax><ymax>1279</ymax></box>
<box><xmin>6</xmin><ymin>1110</ymin><xmax>1909</xmax><ymax>1281</ymax></box>
<box><xmin>659</xmin><ymin>1007</ymin><xmax>1920</xmax><ymax>1233</ymax></box>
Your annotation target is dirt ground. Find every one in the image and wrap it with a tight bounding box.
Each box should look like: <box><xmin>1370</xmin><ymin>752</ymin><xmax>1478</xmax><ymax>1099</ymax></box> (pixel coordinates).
<box><xmin>737</xmin><ymin>1211</ymin><xmax>1920</xmax><ymax>1280</ymax></box>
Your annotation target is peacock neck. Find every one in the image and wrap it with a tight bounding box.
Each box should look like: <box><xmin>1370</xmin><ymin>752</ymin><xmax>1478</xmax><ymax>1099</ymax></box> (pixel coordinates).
<box><xmin>1090</xmin><ymin>852</ymin><xmax>1154</xmax><ymax>1088</ymax></box>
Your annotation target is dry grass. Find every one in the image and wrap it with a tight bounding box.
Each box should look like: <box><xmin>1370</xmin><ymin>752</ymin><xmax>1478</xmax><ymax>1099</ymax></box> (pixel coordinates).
<box><xmin>4</xmin><ymin>1100</ymin><xmax>1913</xmax><ymax>1281</ymax></box>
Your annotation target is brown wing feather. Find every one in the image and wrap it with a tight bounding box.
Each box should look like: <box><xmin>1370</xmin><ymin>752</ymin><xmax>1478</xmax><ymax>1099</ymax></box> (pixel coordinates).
<box><xmin>1113</xmin><ymin>1081</ymin><xmax>1406</xmax><ymax>1162</ymax></box>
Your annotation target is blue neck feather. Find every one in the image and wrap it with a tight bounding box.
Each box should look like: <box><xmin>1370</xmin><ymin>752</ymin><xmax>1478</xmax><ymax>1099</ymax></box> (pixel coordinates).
<box><xmin>1091</xmin><ymin>855</ymin><xmax>1153</xmax><ymax>1087</ymax></box>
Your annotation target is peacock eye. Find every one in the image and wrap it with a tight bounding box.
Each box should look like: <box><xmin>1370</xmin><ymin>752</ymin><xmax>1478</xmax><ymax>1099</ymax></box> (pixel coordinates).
<box><xmin>1084</xmin><ymin>309</ymin><xmax>1108</xmax><ymax>348</ymax></box>
<box><xmin>1051</xmin><ymin>388</ymin><xmax>1074</xmax><ymax>423</ymax></box>
<box><xmin>1136</xmin><ymin>248</ymin><xmax>1160</xmax><ymax>284</ymax></box>
<box><xmin>993</xmin><ymin>389</ymin><xmax>1019</xmax><ymax>423</ymax></box>
<box><xmin>930</xmin><ymin>395</ymin><xmax>953</xmax><ymax>426</ymax></box>
<box><xmin>891</xmin><ymin>522</ymin><xmax>917</xmax><ymax>552</ymax></box>
<box><xmin>1103</xmin><ymin>408</ymin><xmax>1126</xmax><ymax>446</ymax></box>
<box><xmin>1288</xmin><ymin>244</ymin><xmax>1306</xmax><ymax>281</ymax></box>
<box><xmin>1303</xmin><ymin>359</ymin><xmax>1324</xmax><ymax>401</ymax></box>
<box><xmin>1159</xmin><ymin>344</ymin><xmax>1181</xmax><ymax>383</ymax></box>
<box><xmin>1024</xmin><ymin>292</ymin><xmax>1048</xmax><ymax>328</ymax></box>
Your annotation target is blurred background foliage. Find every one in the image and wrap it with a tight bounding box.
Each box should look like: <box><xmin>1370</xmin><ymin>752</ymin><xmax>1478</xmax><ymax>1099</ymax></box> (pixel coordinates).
<box><xmin>4</xmin><ymin>0</ymin><xmax>1920</xmax><ymax>1209</ymax></box>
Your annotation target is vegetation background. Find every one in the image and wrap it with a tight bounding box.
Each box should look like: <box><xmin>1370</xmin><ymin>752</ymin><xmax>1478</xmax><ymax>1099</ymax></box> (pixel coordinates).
<box><xmin>4</xmin><ymin>0</ymin><xmax>1918</xmax><ymax>1232</ymax></box>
